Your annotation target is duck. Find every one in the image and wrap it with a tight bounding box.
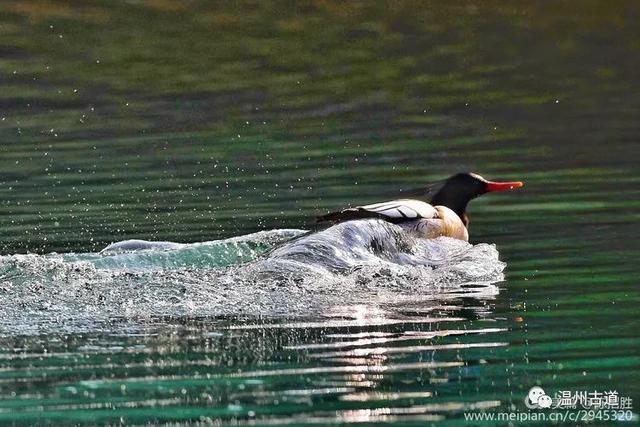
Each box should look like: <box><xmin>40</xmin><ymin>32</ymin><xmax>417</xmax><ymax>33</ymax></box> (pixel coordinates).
<box><xmin>317</xmin><ymin>172</ymin><xmax>523</xmax><ymax>241</ymax></box>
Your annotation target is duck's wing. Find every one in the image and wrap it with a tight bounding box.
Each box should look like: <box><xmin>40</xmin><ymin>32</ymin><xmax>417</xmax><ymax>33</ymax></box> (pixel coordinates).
<box><xmin>317</xmin><ymin>199</ymin><xmax>437</xmax><ymax>223</ymax></box>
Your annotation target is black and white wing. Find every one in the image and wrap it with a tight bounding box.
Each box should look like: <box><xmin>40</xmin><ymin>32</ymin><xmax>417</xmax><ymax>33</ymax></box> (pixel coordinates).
<box><xmin>317</xmin><ymin>199</ymin><xmax>437</xmax><ymax>223</ymax></box>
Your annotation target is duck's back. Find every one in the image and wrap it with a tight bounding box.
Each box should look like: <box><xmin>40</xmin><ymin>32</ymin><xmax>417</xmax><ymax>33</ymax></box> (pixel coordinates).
<box><xmin>317</xmin><ymin>199</ymin><xmax>438</xmax><ymax>224</ymax></box>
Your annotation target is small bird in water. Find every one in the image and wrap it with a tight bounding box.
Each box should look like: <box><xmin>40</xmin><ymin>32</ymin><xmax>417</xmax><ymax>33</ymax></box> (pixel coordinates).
<box><xmin>317</xmin><ymin>172</ymin><xmax>523</xmax><ymax>241</ymax></box>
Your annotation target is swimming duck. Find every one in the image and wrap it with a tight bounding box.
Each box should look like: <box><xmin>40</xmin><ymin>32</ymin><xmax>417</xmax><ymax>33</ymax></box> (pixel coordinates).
<box><xmin>317</xmin><ymin>172</ymin><xmax>523</xmax><ymax>241</ymax></box>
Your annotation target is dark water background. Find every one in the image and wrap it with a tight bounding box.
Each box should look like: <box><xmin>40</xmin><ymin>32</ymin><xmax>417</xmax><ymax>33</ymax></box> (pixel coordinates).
<box><xmin>0</xmin><ymin>1</ymin><xmax>638</xmax><ymax>425</ymax></box>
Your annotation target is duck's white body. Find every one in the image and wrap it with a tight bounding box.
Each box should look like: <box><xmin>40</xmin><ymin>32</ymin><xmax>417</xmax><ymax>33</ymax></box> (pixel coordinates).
<box><xmin>324</xmin><ymin>199</ymin><xmax>469</xmax><ymax>241</ymax></box>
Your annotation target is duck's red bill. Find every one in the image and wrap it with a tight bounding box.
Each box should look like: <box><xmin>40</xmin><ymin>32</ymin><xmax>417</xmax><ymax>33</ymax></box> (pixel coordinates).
<box><xmin>485</xmin><ymin>180</ymin><xmax>524</xmax><ymax>192</ymax></box>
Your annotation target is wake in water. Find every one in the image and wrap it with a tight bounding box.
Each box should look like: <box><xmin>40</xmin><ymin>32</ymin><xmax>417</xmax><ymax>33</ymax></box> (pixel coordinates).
<box><xmin>0</xmin><ymin>220</ymin><xmax>504</xmax><ymax>335</ymax></box>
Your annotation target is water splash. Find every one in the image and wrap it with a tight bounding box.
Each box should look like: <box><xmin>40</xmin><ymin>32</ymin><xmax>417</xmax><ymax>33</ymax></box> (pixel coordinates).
<box><xmin>0</xmin><ymin>220</ymin><xmax>504</xmax><ymax>335</ymax></box>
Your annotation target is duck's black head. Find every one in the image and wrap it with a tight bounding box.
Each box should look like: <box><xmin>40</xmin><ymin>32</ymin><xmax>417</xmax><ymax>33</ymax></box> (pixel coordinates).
<box><xmin>429</xmin><ymin>172</ymin><xmax>523</xmax><ymax>227</ymax></box>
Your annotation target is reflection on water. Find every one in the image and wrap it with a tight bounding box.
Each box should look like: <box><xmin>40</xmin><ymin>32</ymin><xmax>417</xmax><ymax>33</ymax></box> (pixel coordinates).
<box><xmin>0</xmin><ymin>295</ymin><xmax>507</xmax><ymax>424</ymax></box>
<box><xmin>0</xmin><ymin>0</ymin><xmax>639</xmax><ymax>424</ymax></box>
